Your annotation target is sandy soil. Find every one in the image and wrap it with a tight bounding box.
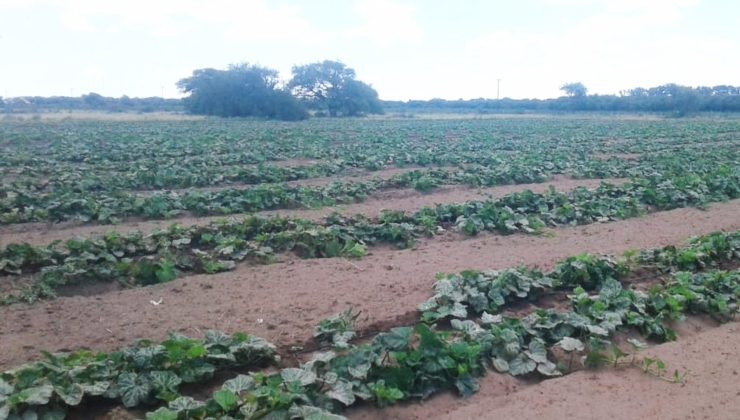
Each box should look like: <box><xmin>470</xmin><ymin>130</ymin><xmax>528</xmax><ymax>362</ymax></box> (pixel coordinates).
<box><xmin>1</xmin><ymin>199</ymin><xmax>738</xmax><ymax>370</ymax></box>
<box><xmin>0</xmin><ymin>177</ymin><xmax>624</xmax><ymax>247</ymax></box>
<box><xmin>593</xmin><ymin>153</ymin><xmax>641</xmax><ymax>160</ymax></box>
<box><xmin>351</xmin><ymin>321</ymin><xmax>740</xmax><ymax>420</ymax></box>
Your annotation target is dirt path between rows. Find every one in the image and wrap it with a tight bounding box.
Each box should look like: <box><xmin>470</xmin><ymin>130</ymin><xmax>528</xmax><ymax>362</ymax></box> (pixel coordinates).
<box><xmin>1</xmin><ymin>199</ymin><xmax>738</xmax><ymax>370</ymax></box>
<box><xmin>351</xmin><ymin>321</ymin><xmax>740</xmax><ymax>420</ymax></box>
<box><xmin>0</xmin><ymin>177</ymin><xmax>624</xmax><ymax>247</ymax></box>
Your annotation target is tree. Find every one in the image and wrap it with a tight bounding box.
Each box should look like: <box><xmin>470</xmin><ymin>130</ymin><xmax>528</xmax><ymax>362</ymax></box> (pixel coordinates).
<box><xmin>177</xmin><ymin>63</ymin><xmax>307</xmax><ymax>121</ymax></box>
<box><xmin>288</xmin><ymin>60</ymin><xmax>383</xmax><ymax>116</ymax></box>
<box><xmin>82</xmin><ymin>92</ymin><xmax>106</xmax><ymax>108</ymax></box>
<box><xmin>560</xmin><ymin>82</ymin><xmax>588</xmax><ymax>97</ymax></box>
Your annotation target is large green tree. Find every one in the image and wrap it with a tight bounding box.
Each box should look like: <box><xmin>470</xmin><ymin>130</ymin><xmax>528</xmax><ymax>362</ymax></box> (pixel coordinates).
<box><xmin>288</xmin><ymin>60</ymin><xmax>383</xmax><ymax>116</ymax></box>
<box><xmin>560</xmin><ymin>82</ymin><xmax>588</xmax><ymax>97</ymax></box>
<box><xmin>177</xmin><ymin>63</ymin><xmax>307</xmax><ymax>120</ymax></box>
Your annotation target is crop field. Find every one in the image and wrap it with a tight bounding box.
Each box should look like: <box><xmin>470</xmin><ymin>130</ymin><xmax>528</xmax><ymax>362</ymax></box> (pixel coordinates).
<box><xmin>1</xmin><ymin>115</ymin><xmax>739</xmax><ymax>419</ymax></box>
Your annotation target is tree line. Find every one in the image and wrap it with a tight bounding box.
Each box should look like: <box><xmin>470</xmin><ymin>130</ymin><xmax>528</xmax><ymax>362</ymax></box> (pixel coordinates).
<box><xmin>3</xmin><ymin>75</ymin><xmax>740</xmax><ymax>118</ymax></box>
<box><xmin>0</xmin><ymin>60</ymin><xmax>385</xmax><ymax>121</ymax></box>
<box><xmin>385</xmin><ymin>83</ymin><xmax>740</xmax><ymax>116</ymax></box>
<box><xmin>0</xmin><ymin>94</ymin><xmax>182</xmax><ymax>114</ymax></box>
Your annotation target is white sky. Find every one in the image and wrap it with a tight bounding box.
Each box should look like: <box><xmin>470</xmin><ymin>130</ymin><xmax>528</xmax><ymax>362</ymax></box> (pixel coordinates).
<box><xmin>0</xmin><ymin>0</ymin><xmax>737</xmax><ymax>100</ymax></box>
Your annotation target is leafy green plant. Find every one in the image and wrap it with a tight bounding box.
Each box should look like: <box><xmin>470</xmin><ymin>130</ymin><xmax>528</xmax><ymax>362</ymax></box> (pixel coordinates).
<box><xmin>0</xmin><ymin>331</ymin><xmax>276</xmax><ymax>419</ymax></box>
<box><xmin>583</xmin><ymin>339</ymin><xmax>687</xmax><ymax>383</ymax></box>
<box><xmin>315</xmin><ymin>307</ymin><xmax>361</xmax><ymax>349</ymax></box>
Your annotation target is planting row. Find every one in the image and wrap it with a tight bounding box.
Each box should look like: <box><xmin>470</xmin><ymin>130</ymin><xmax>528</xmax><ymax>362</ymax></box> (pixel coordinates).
<box><xmin>2</xmin><ymin>145</ymin><xmax>736</xmax><ymax>225</ymax></box>
<box><xmin>1</xmin><ymin>164</ymin><xmax>548</xmax><ymax>225</ymax></box>
<box><xmin>2</xmin><ymin>118</ymin><xmax>737</xmax><ymax>212</ymax></box>
<box><xmin>2</xmin><ymin>231</ymin><xmax>738</xmax><ymax>419</ymax></box>
<box><xmin>2</xmin><ymin>168</ymin><xmax>738</xmax><ymax>304</ymax></box>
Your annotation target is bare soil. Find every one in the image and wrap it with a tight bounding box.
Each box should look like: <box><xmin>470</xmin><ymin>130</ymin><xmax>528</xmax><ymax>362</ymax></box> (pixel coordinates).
<box><xmin>1</xmin><ymin>199</ymin><xmax>738</xmax><ymax>370</ymax></box>
<box><xmin>0</xmin><ymin>177</ymin><xmax>624</xmax><ymax>247</ymax></box>
<box><xmin>265</xmin><ymin>158</ymin><xmax>321</xmax><ymax>168</ymax></box>
<box><xmin>593</xmin><ymin>153</ymin><xmax>642</xmax><ymax>160</ymax></box>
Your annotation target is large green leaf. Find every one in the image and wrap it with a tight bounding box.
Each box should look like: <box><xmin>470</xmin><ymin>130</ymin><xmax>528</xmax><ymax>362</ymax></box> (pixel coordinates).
<box><xmin>53</xmin><ymin>383</ymin><xmax>84</xmax><ymax>406</ymax></box>
<box><xmin>146</xmin><ymin>407</ymin><xmax>178</xmax><ymax>420</ymax></box>
<box><xmin>179</xmin><ymin>364</ymin><xmax>215</xmax><ymax>383</ymax></box>
<box><xmin>454</xmin><ymin>375</ymin><xmax>479</xmax><ymax>397</ymax></box>
<box><xmin>117</xmin><ymin>372</ymin><xmax>152</xmax><ymax>408</ymax></box>
<box><xmin>168</xmin><ymin>396</ymin><xmax>205</xmax><ymax>412</ymax></box>
<box><xmin>536</xmin><ymin>361</ymin><xmax>562</xmax><ymax>377</ymax></box>
<box><xmin>80</xmin><ymin>381</ymin><xmax>110</xmax><ymax>397</ymax></box>
<box><xmin>155</xmin><ymin>260</ymin><xmax>177</xmax><ymax>283</ymax></box>
<box><xmin>288</xmin><ymin>405</ymin><xmax>347</xmax><ymax>420</ymax></box>
<box><xmin>213</xmin><ymin>389</ymin><xmax>238</xmax><ymax>411</ymax></box>
<box><xmin>204</xmin><ymin>330</ymin><xmax>232</xmax><ymax>348</ymax></box>
<box><xmin>0</xmin><ymin>379</ymin><xmax>14</xmax><ymax>396</ymax></box>
<box><xmin>492</xmin><ymin>358</ymin><xmax>509</xmax><ymax>373</ymax></box>
<box><xmin>327</xmin><ymin>380</ymin><xmax>355</xmax><ymax>406</ymax></box>
<box><xmin>280</xmin><ymin>368</ymin><xmax>316</xmax><ymax>386</ymax></box>
<box><xmin>508</xmin><ymin>354</ymin><xmax>537</xmax><ymax>376</ymax></box>
<box><xmin>149</xmin><ymin>371</ymin><xmax>181</xmax><ymax>402</ymax></box>
<box><xmin>222</xmin><ymin>374</ymin><xmax>255</xmax><ymax>394</ymax></box>
<box><xmin>373</xmin><ymin>327</ymin><xmax>412</xmax><ymax>351</ymax></box>
<box><xmin>347</xmin><ymin>362</ymin><xmax>371</xmax><ymax>380</ymax></box>
<box><xmin>557</xmin><ymin>337</ymin><xmax>584</xmax><ymax>352</ymax></box>
<box><xmin>525</xmin><ymin>340</ymin><xmax>549</xmax><ymax>364</ymax></box>
<box><xmin>17</xmin><ymin>385</ymin><xmax>53</xmax><ymax>405</ymax></box>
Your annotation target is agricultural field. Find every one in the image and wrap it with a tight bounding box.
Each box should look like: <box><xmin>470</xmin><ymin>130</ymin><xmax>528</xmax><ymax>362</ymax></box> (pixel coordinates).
<box><xmin>0</xmin><ymin>115</ymin><xmax>739</xmax><ymax>419</ymax></box>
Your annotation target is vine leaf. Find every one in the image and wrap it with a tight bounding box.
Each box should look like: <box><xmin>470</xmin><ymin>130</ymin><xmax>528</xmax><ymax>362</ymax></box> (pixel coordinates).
<box><xmin>118</xmin><ymin>373</ymin><xmax>152</xmax><ymax>408</ymax></box>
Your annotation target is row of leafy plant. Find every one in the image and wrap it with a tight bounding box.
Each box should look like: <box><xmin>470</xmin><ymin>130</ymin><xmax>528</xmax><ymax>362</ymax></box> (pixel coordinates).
<box><xmin>3</xmin><ymin>117</ymin><xmax>737</xmax><ymax>217</ymax></box>
<box><xmin>2</xmin><ymin>147</ymin><xmax>736</xmax><ymax>225</ymax></box>
<box><xmin>0</xmin><ymin>331</ymin><xmax>277</xmax><ymax>420</ymax></box>
<box><xmin>3</xmin><ymin>118</ymin><xmax>736</xmax><ymax>186</ymax></box>
<box><xmin>2</xmin><ymin>168</ymin><xmax>738</xmax><ymax>304</ymax></box>
<box><xmin>0</xmin><ymin>163</ymin><xmax>552</xmax><ymax>224</ymax></box>
<box><xmin>2</xmin><ymin>231</ymin><xmax>738</xmax><ymax>419</ymax></box>
<box><xmin>139</xmin><ymin>242</ymin><xmax>739</xmax><ymax>419</ymax></box>
<box><xmin>419</xmin><ymin>231</ymin><xmax>740</xmax><ymax>335</ymax></box>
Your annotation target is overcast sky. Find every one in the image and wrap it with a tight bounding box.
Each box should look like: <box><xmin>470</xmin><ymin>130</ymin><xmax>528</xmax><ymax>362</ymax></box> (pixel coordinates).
<box><xmin>0</xmin><ymin>0</ymin><xmax>737</xmax><ymax>100</ymax></box>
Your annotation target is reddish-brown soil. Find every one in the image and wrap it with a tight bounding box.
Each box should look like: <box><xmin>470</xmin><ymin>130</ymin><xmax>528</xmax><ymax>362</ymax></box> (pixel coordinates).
<box><xmin>266</xmin><ymin>158</ymin><xmax>321</xmax><ymax>168</ymax></box>
<box><xmin>593</xmin><ymin>153</ymin><xmax>642</xmax><ymax>160</ymax></box>
<box><xmin>0</xmin><ymin>177</ymin><xmax>624</xmax><ymax>247</ymax></box>
<box><xmin>1</xmin><ymin>199</ymin><xmax>738</xmax><ymax>370</ymax></box>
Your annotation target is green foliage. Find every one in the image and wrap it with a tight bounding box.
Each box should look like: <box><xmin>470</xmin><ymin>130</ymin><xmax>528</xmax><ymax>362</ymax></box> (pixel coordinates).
<box><xmin>638</xmin><ymin>231</ymin><xmax>740</xmax><ymax>272</ymax></box>
<box><xmin>552</xmin><ymin>254</ymin><xmax>628</xmax><ymax>290</ymax></box>
<box><xmin>314</xmin><ymin>307</ymin><xmax>361</xmax><ymax>349</ymax></box>
<box><xmin>177</xmin><ymin>63</ymin><xmax>308</xmax><ymax>120</ymax></box>
<box><xmin>419</xmin><ymin>268</ymin><xmax>553</xmax><ymax>322</ymax></box>
<box><xmin>2</xmin><ymin>118</ymin><xmax>738</xmax><ymax>228</ymax></box>
<box><xmin>560</xmin><ymin>82</ymin><xmax>588</xmax><ymax>97</ymax></box>
<box><xmin>289</xmin><ymin>60</ymin><xmax>383</xmax><ymax>117</ymax></box>
<box><xmin>0</xmin><ymin>165</ymin><xmax>729</xmax><ymax>299</ymax></box>
<box><xmin>0</xmin><ymin>332</ymin><xmax>276</xmax><ymax>419</ymax></box>
<box><xmin>3</xmin><ymin>234</ymin><xmax>739</xmax><ymax>419</ymax></box>
<box><xmin>419</xmin><ymin>252</ymin><xmax>631</xmax><ymax>322</ymax></box>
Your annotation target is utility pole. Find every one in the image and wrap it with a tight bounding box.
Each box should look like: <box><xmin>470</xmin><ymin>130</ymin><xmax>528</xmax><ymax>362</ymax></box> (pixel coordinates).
<box><xmin>496</xmin><ymin>78</ymin><xmax>501</xmax><ymax>100</ymax></box>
